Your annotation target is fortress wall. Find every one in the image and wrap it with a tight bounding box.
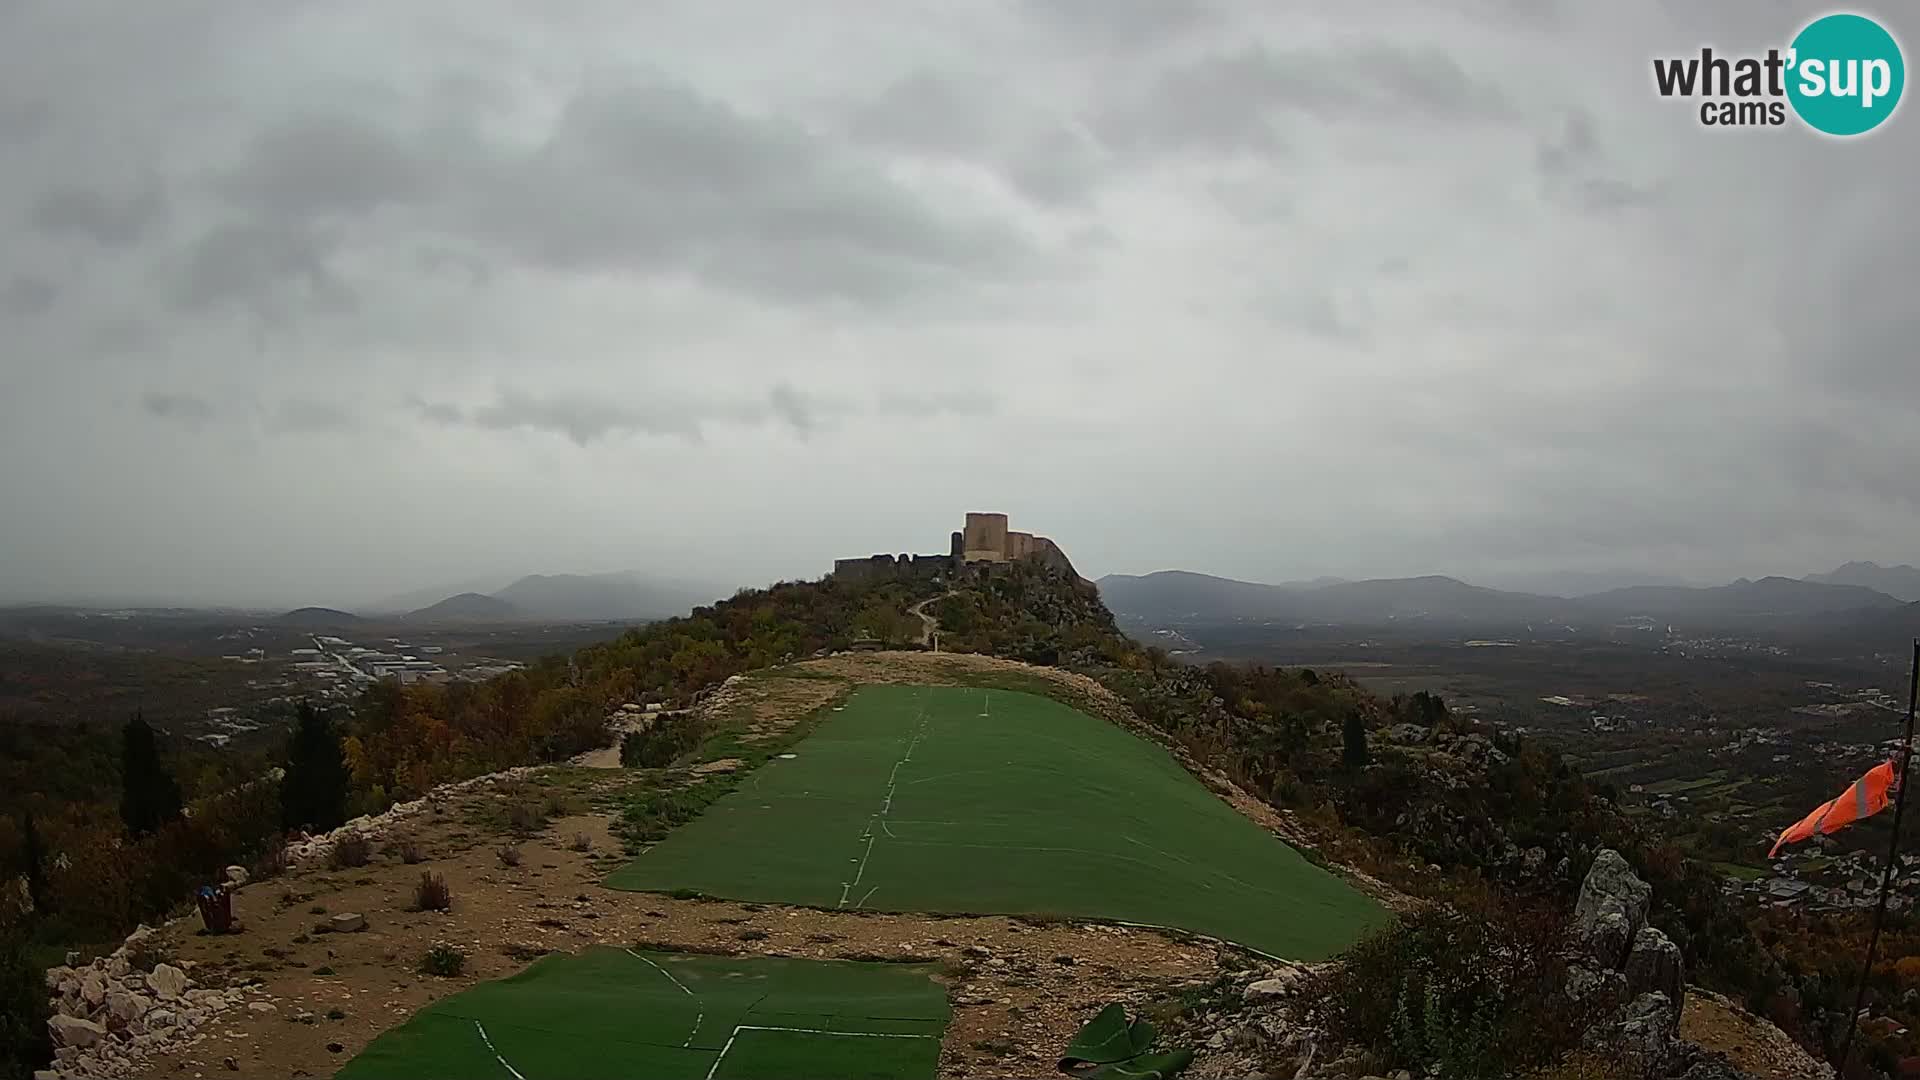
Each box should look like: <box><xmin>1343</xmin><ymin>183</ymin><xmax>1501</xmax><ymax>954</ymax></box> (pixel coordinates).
<box><xmin>963</xmin><ymin>512</ymin><xmax>1009</xmax><ymax>562</ymax></box>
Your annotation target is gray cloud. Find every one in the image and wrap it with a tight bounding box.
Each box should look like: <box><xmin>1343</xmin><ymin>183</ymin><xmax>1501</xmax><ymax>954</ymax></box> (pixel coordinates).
<box><xmin>1535</xmin><ymin>109</ymin><xmax>1660</xmax><ymax>212</ymax></box>
<box><xmin>417</xmin><ymin>390</ymin><xmax>717</xmax><ymax>445</ymax></box>
<box><xmin>219</xmin><ymin>114</ymin><xmax>432</xmax><ymax>220</ymax></box>
<box><xmin>1102</xmin><ymin>42</ymin><xmax>1515</xmax><ymax>157</ymax></box>
<box><xmin>472</xmin><ymin>79</ymin><xmax>1031</xmax><ymax>304</ymax></box>
<box><xmin>275</xmin><ymin>397</ymin><xmax>359</xmax><ymax>434</ymax></box>
<box><xmin>174</xmin><ymin>221</ymin><xmax>350</xmax><ymax>315</ymax></box>
<box><xmin>28</xmin><ymin>183</ymin><xmax>167</xmax><ymax>247</ymax></box>
<box><xmin>141</xmin><ymin>391</ymin><xmax>215</xmax><ymax>428</ymax></box>
<box><xmin>3</xmin><ymin>0</ymin><xmax>1918</xmax><ymax>608</ymax></box>
<box><xmin>875</xmin><ymin>389</ymin><xmax>997</xmax><ymax>418</ymax></box>
<box><xmin>1</xmin><ymin>275</ymin><xmax>55</xmax><ymax>315</ymax></box>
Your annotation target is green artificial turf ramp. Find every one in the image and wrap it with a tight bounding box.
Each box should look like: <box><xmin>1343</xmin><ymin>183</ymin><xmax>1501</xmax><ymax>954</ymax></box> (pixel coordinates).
<box><xmin>333</xmin><ymin>947</ymin><xmax>949</xmax><ymax>1080</ymax></box>
<box><xmin>606</xmin><ymin>684</ymin><xmax>1386</xmax><ymax>960</ymax></box>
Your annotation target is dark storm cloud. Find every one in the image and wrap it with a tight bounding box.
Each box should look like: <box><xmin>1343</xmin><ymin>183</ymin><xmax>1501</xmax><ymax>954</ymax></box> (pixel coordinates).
<box><xmin>28</xmin><ymin>183</ymin><xmax>167</xmax><ymax>248</ymax></box>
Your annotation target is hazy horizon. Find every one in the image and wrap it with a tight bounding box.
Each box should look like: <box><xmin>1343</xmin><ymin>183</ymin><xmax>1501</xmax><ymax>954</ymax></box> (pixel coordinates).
<box><xmin>5</xmin><ymin>1</ymin><xmax>1916</xmax><ymax>610</ymax></box>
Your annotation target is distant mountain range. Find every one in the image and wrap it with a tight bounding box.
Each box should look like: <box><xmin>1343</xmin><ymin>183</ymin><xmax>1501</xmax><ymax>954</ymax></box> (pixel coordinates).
<box><xmin>1804</xmin><ymin>561</ymin><xmax>1920</xmax><ymax>603</ymax></box>
<box><xmin>279</xmin><ymin>571</ymin><xmax>732</xmax><ymax>626</ymax></box>
<box><xmin>1097</xmin><ymin>566</ymin><xmax>1911</xmax><ymax>632</ymax></box>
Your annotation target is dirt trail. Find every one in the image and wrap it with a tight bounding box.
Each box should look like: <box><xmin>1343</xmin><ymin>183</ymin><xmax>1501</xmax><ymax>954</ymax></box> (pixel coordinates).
<box><xmin>908</xmin><ymin>591</ymin><xmax>958</xmax><ymax>647</ymax></box>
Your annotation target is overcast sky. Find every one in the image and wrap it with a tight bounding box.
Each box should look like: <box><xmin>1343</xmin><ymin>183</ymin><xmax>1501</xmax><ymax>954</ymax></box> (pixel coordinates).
<box><xmin>3</xmin><ymin>0</ymin><xmax>1916</xmax><ymax>609</ymax></box>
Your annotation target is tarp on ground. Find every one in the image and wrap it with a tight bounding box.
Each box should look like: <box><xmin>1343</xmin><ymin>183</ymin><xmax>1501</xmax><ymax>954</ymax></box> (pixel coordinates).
<box><xmin>1058</xmin><ymin>1003</ymin><xmax>1194</xmax><ymax>1079</ymax></box>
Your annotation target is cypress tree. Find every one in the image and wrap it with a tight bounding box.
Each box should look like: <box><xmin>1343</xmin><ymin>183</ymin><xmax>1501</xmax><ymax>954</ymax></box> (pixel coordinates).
<box><xmin>119</xmin><ymin>712</ymin><xmax>184</xmax><ymax>836</ymax></box>
<box><xmin>280</xmin><ymin>703</ymin><xmax>349</xmax><ymax>834</ymax></box>
<box><xmin>1343</xmin><ymin>712</ymin><xmax>1371</xmax><ymax>770</ymax></box>
<box><xmin>18</xmin><ymin>812</ymin><xmax>46</xmax><ymax>916</ymax></box>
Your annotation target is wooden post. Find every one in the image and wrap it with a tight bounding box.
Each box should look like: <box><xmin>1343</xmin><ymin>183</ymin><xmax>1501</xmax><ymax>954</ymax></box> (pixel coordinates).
<box><xmin>1840</xmin><ymin>638</ymin><xmax>1920</xmax><ymax>1072</ymax></box>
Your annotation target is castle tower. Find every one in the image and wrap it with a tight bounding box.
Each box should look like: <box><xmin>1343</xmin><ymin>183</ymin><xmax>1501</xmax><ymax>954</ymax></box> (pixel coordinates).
<box><xmin>962</xmin><ymin>512</ymin><xmax>1009</xmax><ymax>562</ymax></box>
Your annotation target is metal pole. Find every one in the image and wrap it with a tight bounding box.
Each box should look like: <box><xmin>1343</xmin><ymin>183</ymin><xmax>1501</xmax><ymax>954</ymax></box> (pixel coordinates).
<box><xmin>1839</xmin><ymin>639</ymin><xmax>1920</xmax><ymax>1073</ymax></box>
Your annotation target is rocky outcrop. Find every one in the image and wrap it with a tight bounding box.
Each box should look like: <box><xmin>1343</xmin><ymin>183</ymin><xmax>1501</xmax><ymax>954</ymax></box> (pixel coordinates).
<box><xmin>1574</xmin><ymin>849</ymin><xmax>1653</xmax><ymax>968</ymax></box>
<box><xmin>1625</xmin><ymin>926</ymin><xmax>1686</xmax><ymax>1016</ymax></box>
<box><xmin>41</xmin><ymin>923</ymin><xmax>274</xmax><ymax>1079</ymax></box>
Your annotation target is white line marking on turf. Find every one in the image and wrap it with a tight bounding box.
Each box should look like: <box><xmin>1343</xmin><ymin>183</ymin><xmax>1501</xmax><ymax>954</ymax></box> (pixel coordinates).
<box><xmin>702</xmin><ymin>1023</ymin><xmax>937</xmax><ymax>1080</ymax></box>
<box><xmin>839</xmin><ymin>697</ymin><xmax>933</xmax><ymax>907</ymax></box>
<box><xmin>627</xmin><ymin>949</ymin><xmax>704</xmax><ymax>1048</ymax></box>
<box><xmin>473</xmin><ymin>1020</ymin><xmax>527</xmax><ymax>1080</ymax></box>
<box><xmin>856</xmin><ymin>885</ymin><xmax>879</xmax><ymax>908</ymax></box>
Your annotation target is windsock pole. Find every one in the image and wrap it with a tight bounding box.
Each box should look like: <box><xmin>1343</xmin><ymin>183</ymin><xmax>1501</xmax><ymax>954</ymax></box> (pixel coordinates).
<box><xmin>1840</xmin><ymin>638</ymin><xmax>1920</xmax><ymax>1071</ymax></box>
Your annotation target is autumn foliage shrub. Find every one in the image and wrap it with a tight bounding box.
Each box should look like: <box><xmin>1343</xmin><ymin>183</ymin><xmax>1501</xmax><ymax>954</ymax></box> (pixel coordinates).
<box><xmin>1307</xmin><ymin>899</ymin><xmax>1591</xmax><ymax>1079</ymax></box>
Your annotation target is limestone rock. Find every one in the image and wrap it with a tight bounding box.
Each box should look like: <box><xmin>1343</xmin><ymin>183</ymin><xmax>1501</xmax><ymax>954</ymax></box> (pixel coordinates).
<box><xmin>79</xmin><ymin>971</ymin><xmax>106</xmax><ymax>1008</ymax></box>
<box><xmin>1244</xmin><ymin>976</ymin><xmax>1301</xmax><ymax>1002</ymax></box>
<box><xmin>1587</xmin><ymin>910</ymin><xmax>1633</xmax><ymax>972</ymax></box>
<box><xmin>147</xmin><ymin>963</ymin><xmax>189</xmax><ymax>1001</ymax></box>
<box><xmin>330</xmin><ymin>912</ymin><xmax>367</xmax><ymax>933</ymax></box>
<box><xmin>104</xmin><ymin>990</ymin><xmax>148</xmax><ymax>1026</ymax></box>
<box><xmin>225</xmin><ymin>865</ymin><xmax>249</xmax><ymax>888</ymax></box>
<box><xmin>48</xmin><ymin>1015</ymin><xmax>108</xmax><ymax>1049</ymax></box>
<box><xmin>247</xmin><ymin>1001</ymin><xmax>277</xmax><ymax>1015</ymax></box>
<box><xmin>1624</xmin><ymin>927</ymin><xmax>1685</xmax><ymax>1016</ymax></box>
<box><xmin>1574</xmin><ymin>849</ymin><xmax>1651</xmax><ymax>967</ymax></box>
<box><xmin>1565</xmin><ymin>962</ymin><xmax>1628</xmax><ymax>1010</ymax></box>
<box><xmin>1585</xmin><ymin>992</ymin><xmax>1680</xmax><ymax>1079</ymax></box>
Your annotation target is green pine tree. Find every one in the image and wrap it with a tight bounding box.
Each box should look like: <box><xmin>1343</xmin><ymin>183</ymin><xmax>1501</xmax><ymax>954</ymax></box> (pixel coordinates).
<box><xmin>119</xmin><ymin>712</ymin><xmax>184</xmax><ymax>836</ymax></box>
<box><xmin>280</xmin><ymin>703</ymin><xmax>350</xmax><ymax>834</ymax></box>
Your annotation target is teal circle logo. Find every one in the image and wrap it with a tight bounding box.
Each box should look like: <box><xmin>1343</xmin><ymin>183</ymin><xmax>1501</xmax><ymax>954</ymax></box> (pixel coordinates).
<box><xmin>1787</xmin><ymin>13</ymin><xmax>1905</xmax><ymax>136</ymax></box>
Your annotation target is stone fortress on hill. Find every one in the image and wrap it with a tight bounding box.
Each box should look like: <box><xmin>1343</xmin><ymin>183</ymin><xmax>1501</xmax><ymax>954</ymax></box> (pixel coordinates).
<box><xmin>831</xmin><ymin>512</ymin><xmax>1082</xmax><ymax>584</ymax></box>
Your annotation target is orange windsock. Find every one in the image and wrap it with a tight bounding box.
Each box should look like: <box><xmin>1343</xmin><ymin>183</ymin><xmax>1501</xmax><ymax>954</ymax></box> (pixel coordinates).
<box><xmin>1769</xmin><ymin>760</ymin><xmax>1900</xmax><ymax>859</ymax></box>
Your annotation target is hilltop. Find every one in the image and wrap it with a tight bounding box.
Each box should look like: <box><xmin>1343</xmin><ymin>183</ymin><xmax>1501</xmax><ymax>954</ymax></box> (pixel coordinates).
<box><xmin>402</xmin><ymin>591</ymin><xmax>520</xmax><ymax>623</ymax></box>
<box><xmin>12</xmin><ymin>527</ymin><xmax>1868</xmax><ymax>1078</ymax></box>
<box><xmin>275</xmin><ymin>606</ymin><xmax>366</xmax><ymax>627</ymax></box>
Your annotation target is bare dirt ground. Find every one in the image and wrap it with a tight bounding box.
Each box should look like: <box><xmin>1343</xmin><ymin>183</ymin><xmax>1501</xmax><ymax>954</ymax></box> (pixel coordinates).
<box><xmin>131</xmin><ymin>660</ymin><xmax>1242</xmax><ymax>1079</ymax></box>
<box><xmin>1681</xmin><ymin>990</ymin><xmax>1834</xmax><ymax>1079</ymax></box>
